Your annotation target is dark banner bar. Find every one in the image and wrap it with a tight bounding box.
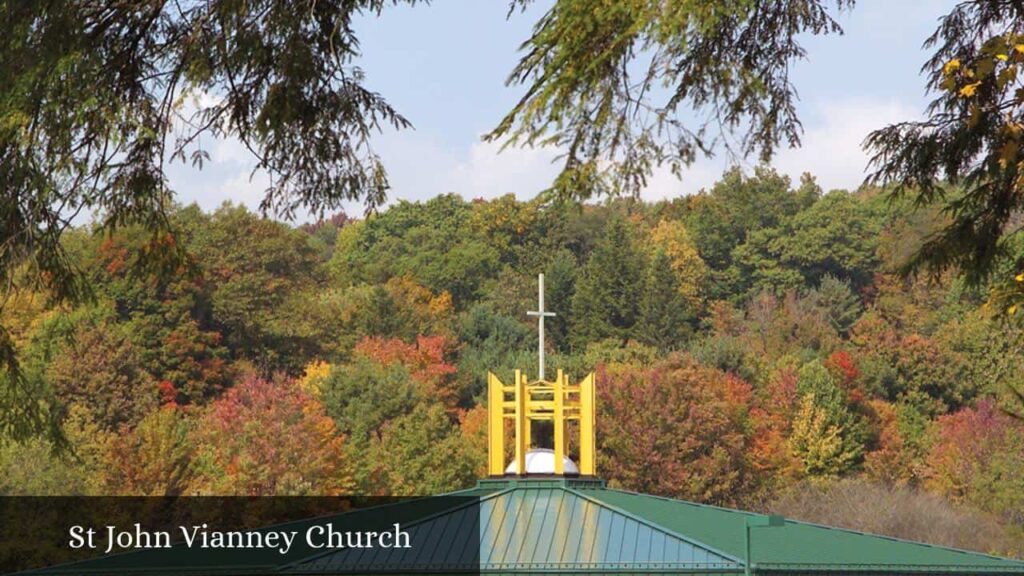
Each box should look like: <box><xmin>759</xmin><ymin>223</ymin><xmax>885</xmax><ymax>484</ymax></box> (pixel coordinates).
<box><xmin>0</xmin><ymin>496</ymin><xmax>482</xmax><ymax>575</ymax></box>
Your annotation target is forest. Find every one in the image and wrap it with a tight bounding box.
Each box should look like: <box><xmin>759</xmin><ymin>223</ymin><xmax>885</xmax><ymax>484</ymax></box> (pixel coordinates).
<box><xmin>2</xmin><ymin>168</ymin><xmax>1023</xmax><ymax>554</ymax></box>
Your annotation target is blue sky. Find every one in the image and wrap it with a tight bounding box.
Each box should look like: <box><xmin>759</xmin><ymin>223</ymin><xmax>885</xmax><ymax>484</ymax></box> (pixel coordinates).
<box><xmin>167</xmin><ymin>0</ymin><xmax>957</xmax><ymax>221</ymax></box>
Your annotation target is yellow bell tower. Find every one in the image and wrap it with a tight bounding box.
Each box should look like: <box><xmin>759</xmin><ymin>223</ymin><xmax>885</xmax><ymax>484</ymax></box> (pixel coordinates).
<box><xmin>486</xmin><ymin>274</ymin><xmax>596</xmax><ymax>476</ymax></box>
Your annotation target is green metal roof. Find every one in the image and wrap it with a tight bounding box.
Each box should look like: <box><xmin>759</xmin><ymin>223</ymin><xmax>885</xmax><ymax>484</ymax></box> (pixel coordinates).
<box><xmin>582</xmin><ymin>486</ymin><xmax>1024</xmax><ymax>574</ymax></box>
<box><xmin>25</xmin><ymin>478</ymin><xmax>1024</xmax><ymax>575</ymax></box>
<box><xmin>292</xmin><ymin>482</ymin><xmax>742</xmax><ymax>574</ymax></box>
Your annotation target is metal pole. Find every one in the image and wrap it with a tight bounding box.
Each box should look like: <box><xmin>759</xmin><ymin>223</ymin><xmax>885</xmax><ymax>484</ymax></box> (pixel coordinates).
<box><xmin>537</xmin><ymin>273</ymin><xmax>545</xmax><ymax>381</ymax></box>
<box><xmin>527</xmin><ymin>273</ymin><xmax>555</xmax><ymax>381</ymax></box>
<box><xmin>744</xmin><ymin>518</ymin><xmax>752</xmax><ymax>576</ymax></box>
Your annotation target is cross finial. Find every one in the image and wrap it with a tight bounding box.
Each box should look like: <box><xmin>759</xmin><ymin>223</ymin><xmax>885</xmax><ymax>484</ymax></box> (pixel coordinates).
<box><xmin>526</xmin><ymin>273</ymin><xmax>556</xmax><ymax>381</ymax></box>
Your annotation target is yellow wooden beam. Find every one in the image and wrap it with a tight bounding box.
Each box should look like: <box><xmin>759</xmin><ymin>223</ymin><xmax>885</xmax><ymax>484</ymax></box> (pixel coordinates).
<box><xmin>487</xmin><ymin>372</ymin><xmax>505</xmax><ymax>476</ymax></box>
<box><xmin>554</xmin><ymin>369</ymin><xmax>565</xmax><ymax>475</ymax></box>
<box><xmin>514</xmin><ymin>369</ymin><xmax>527</xmax><ymax>476</ymax></box>
<box><xmin>578</xmin><ymin>372</ymin><xmax>596</xmax><ymax>476</ymax></box>
<box><xmin>521</xmin><ymin>373</ymin><xmax>532</xmax><ymax>451</ymax></box>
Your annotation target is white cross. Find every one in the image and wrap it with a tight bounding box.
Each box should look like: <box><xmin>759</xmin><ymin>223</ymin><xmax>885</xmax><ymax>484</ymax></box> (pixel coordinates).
<box><xmin>527</xmin><ymin>273</ymin><xmax>556</xmax><ymax>381</ymax></box>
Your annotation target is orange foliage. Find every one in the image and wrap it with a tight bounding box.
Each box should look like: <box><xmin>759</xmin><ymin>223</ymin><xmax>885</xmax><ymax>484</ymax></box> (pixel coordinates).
<box><xmin>354</xmin><ymin>335</ymin><xmax>459</xmax><ymax>408</ymax></box>
<box><xmin>862</xmin><ymin>399</ymin><xmax>916</xmax><ymax>485</ymax></box>
<box><xmin>749</xmin><ymin>366</ymin><xmax>800</xmax><ymax>478</ymax></box>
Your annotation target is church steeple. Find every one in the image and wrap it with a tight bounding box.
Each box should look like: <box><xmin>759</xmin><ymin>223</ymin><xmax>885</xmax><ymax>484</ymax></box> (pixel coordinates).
<box><xmin>486</xmin><ymin>274</ymin><xmax>596</xmax><ymax>477</ymax></box>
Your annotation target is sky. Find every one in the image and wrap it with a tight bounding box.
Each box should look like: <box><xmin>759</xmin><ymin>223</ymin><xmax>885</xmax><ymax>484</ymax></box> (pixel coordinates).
<box><xmin>166</xmin><ymin>0</ymin><xmax>957</xmax><ymax>222</ymax></box>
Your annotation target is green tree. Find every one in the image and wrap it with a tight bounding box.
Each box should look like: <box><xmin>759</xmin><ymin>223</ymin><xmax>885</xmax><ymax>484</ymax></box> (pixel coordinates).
<box><xmin>687</xmin><ymin>169</ymin><xmax>819</xmax><ymax>299</ymax></box>
<box><xmin>456</xmin><ymin>304</ymin><xmax>533</xmax><ymax>402</ymax></box>
<box><xmin>185</xmin><ymin>203</ymin><xmax>325</xmax><ymax>375</ymax></box>
<box><xmin>571</xmin><ymin>218</ymin><xmax>647</xmax><ymax>347</ymax></box>
<box><xmin>320</xmin><ymin>358</ymin><xmax>423</xmax><ymax>447</ymax></box>
<box><xmin>638</xmin><ymin>250</ymin><xmax>693</xmax><ymax>351</ymax></box>
<box><xmin>545</xmin><ymin>249</ymin><xmax>578</xmax><ymax>352</ymax></box>
<box><xmin>809</xmin><ymin>275</ymin><xmax>863</xmax><ymax>335</ymax></box>
<box><xmin>364</xmin><ymin>403</ymin><xmax>476</xmax><ymax>496</ymax></box>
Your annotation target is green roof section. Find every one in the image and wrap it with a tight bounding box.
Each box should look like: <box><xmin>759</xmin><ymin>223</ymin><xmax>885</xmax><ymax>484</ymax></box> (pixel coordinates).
<box><xmin>21</xmin><ymin>478</ymin><xmax>1024</xmax><ymax>575</ymax></box>
<box><xmin>583</xmin><ymin>486</ymin><xmax>1024</xmax><ymax>573</ymax></box>
<box><xmin>290</xmin><ymin>482</ymin><xmax>742</xmax><ymax>574</ymax></box>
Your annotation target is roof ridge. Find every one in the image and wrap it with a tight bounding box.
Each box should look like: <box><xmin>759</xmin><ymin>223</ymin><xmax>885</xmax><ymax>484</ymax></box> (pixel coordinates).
<box><xmin>280</xmin><ymin>488</ymin><xmax>515</xmax><ymax>571</ymax></box>
<box><xmin>563</xmin><ymin>486</ymin><xmax>745</xmax><ymax>565</ymax></box>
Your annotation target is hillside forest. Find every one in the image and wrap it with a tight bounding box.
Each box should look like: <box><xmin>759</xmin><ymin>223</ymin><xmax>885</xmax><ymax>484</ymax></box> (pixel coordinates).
<box><xmin>3</xmin><ymin>168</ymin><xmax>1024</xmax><ymax>553</ymax></box>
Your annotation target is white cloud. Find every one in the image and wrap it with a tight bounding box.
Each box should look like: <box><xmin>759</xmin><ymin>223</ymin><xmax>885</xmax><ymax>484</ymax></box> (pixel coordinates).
<box><xmin>168</xmin><ymin>97</ymin><xmax>920</xmax><ymax>220</ymax></box>
<box><xmin>446</xmin><ymin>140</ymin><xmax>562</xmax><ymax>201</ymax></box>
<box><xmin>772</xmin><ymin>98</ymin><xmax>918</xmax><ymax>192</ymax></box>
<box><xmin>639</xmin><ymin>97</ymin><xmax>920</xmax><ymax>199</ymax></box>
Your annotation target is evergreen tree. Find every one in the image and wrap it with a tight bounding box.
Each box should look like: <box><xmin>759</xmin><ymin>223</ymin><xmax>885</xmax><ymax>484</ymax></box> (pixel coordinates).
<box><xmin>570</xmin><ymin>218</ymin><xmax>646</xmax><ymax>347</ymax></box>
<box><xmin>810</xmin><ymin>274</ymin><xmax>863</xmax><ymax>335</ymax></box>
<box><xmin>638</xmin><ymin>250</ymin><xmax>693</xmax><ymax>351</ymax></box>
<box><xmin>545</xmin><ymin>249</ymin><xmax>577</xmax><ymax>352</ymax></box>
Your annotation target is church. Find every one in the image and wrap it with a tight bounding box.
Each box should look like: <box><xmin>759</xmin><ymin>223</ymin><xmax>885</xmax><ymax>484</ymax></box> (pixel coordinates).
<box><xmin>28</xmin><ymin>276</ymin><xmax>1024</xmax><ymax>575</ymax></box>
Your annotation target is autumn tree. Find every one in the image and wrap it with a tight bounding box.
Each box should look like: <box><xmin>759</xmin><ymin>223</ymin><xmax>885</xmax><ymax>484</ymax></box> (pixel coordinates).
<box><xmin>190</xmin><ymin>376</ymin><xmax>352</xmax><ymax>495</ymax></box>
<box><xmin>104</xmin><ymin>407</ymin><xmax>194</xmax><ymax>496</ymax></box>
<box><xmin>598</xmin><ymin>356</ymin><xmax>755</xmax><ymax>505</ymax></box>
<box><xmin>0</xmin><ymin>0</ymin><xmax>419</xmax><ymax>436</ymax></box>
<box><xmin>791</xmin><ymin>360</ymin><xmax>866</xmax><ymax>476</ymax></box>
<box><xmin>46</xmin><ymin>322</ymin><xmax>157</xmax><ymax>432</ymax></box>
<box><xmin>354</xmin><ymin>335</ymin><xmax>459</xmax><ymax>409</ymax></box>
<box><xmin>647</xmin><ymin>219</ymin><xmax>707</xmax><ymax>309</ymax></box>
<box><xmin>925</xmin><ymin>399</ymin><xmax>1024</xmax><ymax>523</ymax></box>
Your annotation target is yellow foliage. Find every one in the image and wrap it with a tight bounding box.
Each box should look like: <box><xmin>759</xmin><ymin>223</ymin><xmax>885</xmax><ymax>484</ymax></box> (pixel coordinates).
<box><xmin>429</xmin><ymin>291</ymin><xmax>454</xmax><ymax>317</ymax></box>
<box><xmin>960</xmin><ymin>82</ymin><xmax>981</xmax><ymax>97</ymax></box>
<box><xmin>944</xmin><ymin>59</ymin><xmax>961</xmax><ymax>74</ymax></box>
<box><xmin>648</xmin><ymin>219</ymin><xmax>708</xmax><ymax>309</ymax></box>
<box><xmin>299</xmin><ymin>360</ymin><xmax>331</xmax><ymax>397</ymax></box>
<box><xmin>788</xmin><ymin>395</ymin><xmax>855</xmax><ymax>478</ymax></box>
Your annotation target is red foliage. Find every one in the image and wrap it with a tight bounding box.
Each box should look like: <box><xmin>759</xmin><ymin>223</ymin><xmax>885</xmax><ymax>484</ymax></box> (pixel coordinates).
<box><xmin>825</xmin><ymin>350</ymin><xmax>865</xmax><ymax>404</ymax></box>
<box><xmin>597</xmin><ymin>355</ymin><xmax>755</xmax><ymax>505</ymax></box>
<box><xmin>191</xmin><ymin>376</ymin><xmax>352</xmax><ymax>495</ymax></box>
<box><xmin>354</xmin><ymin>335</ymin><xmax>459</xmax><ymax>408</ymax></box>
<box><xmin>157</xmin><ymin>380</ymin><xmax>179</xmax><ymax>406</ymax></box>
<box><xmin>825</xmin><ymin>350</ymin><xmax>859</xmax><ymax>388</ymax></box>
<box><xmin>925</xmin><ymin>399</ymin><xmax>1020</xmax><ymax>500</ymax></box>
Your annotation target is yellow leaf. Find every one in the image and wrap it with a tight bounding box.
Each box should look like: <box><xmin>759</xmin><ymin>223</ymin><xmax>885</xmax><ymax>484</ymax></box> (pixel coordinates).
<box><xmin>1010</xmin><ymin>305</ymin><xmax>1019</xmax><ymax>315</ymax></box>
<box><xmin>944</xmin><ymin>59</ymin><xmax>961</xmax><ymax>74</ymax></box>
<box><xmin>1015</xmin><ymin>273</ymin><xmax>1024</xmax><ymax>282</ymax></box>
<box><xmin>960</xmin><ymin>82</ymin><xmax>981</xmax><ymax>97</ymax></box>
<box><xmin>997</xmin><ymin>53</ymin><xmax>1009</xmax><ymax>62</ymax></box>
<box><xmin>1016</xmin><ymin>44</ymin><xmax>1024</xmax><ymax>54</ymax></box>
